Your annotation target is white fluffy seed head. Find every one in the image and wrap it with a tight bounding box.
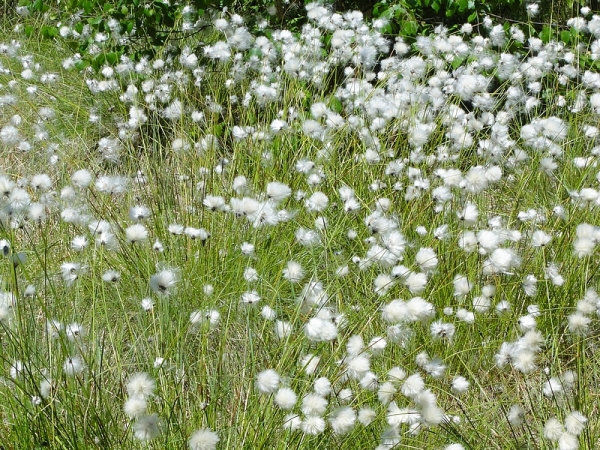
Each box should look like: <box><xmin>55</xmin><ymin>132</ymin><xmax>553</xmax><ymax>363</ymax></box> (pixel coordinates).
<box><xmin>127</xmin><ymin>372</ymin><xmax>156</xmax><ymax>399</ymax></box>
<box><xmin>126</xmin><ymin>223</ymin><xmax>148</xmax><ymax>243</ymax></box>
<box><xmin>507</xmin><ymin>404</ymin><xmax>525</xmax><ymax>426</ymax></box>
<box><xmin>124</xmin><ymin>397</ymin><xmax>148</xmax><ymax>418</ymax></box>
<box><xmin>188</xmin><ymin>428</ymin><xmax>219</xmax><ymax>450</ymax></box>
<box><xmin>377</xmin><ymin>381</ymin><xmax>397</xmax><ymax>405</ymax></box>
<box><xmin>451</xmin><ymin>375</ymin><xmax>470</xmax><ymax>394</ymax></box>
<box><xmin>401</xmin><ymin>373</ymin><xmax>425</xmax><ymax>397</ymax></box>
<box><xmin>564</xmin><ymin>411</ymin><xmax>587</xmax><ymax>436</ymax></box>
<box><xmin>358</xmin><ymin>407</ymin><xmax>377</xmax><ymax>425</ymax></box>
<box><xmin>313</xmin><ymin>377</ymin><xmax>331</xmax><ymax>397</ymax></box>
<box><xmin>557</xmin><ymin>432</ymin><xmax>579</xmax><ymax>450</ymax></box>
<box><xmin>274</xmin><ymin>387</ymin><xmax>297</xmax><ymax>410</ymax></box>
<box><xmin>301</xmin><ymin>415</ymin><xmax>326</xmax><ymax>435</ymax></box>
<box><xmin>543</xmin><ymin>417</ymin><xmax>564</xmax><ymax>441</ymax></box>
<box><xmin>301</xmin><ymin>393</ymin><xmax>328</xmax><ymax>416</ymax></box>
<box><xmin>329</xmin><ymin>406</ymin><xmax>356</xmax><ymax>435</ymax></box>
<box><xmin>388</xmin><ymin>366</ymin><xmax>407</xmax><ymax>383</ymax></box>
<box><xmin>300</xmin><ymin>354</ymin><xmax>320</xmax><ymax>375</ymax></box>
<box><xmin>255</xmin><ymin>369</ymin><xmax>280</xmax><ymax>394</ymax></box>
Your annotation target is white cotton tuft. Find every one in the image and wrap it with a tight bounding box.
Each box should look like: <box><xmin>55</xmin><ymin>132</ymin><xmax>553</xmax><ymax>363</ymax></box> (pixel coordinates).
<box><xmin>368</xmin><ymin>336</ymin><xmax>387</xmax><ymax>355</ymax></box>
<box><xmin>149</xmin><ymin>269</ymin><xmax>178</xmax><ymax>295</ymax></box>
<box><xmin>301</xmin><ymin>393</ymin><xmax>328</xmax><ymax>416</ymax></box>
<box><xmin>346</xmin><ymin>335</ymin><xmax>364</xmax><ymax>356</ymax></box>
<box><xmin>188</xmin><ymin>428</ymin><xmax>219</xmax><ymax>450</ymax></box>
<box><xmin>358</xmin><ymin>407</ymin><xmax>377</xmax><ymax>425</ymax></box>
<box><xmin>313</xmin><ymin>377</ymin><xmax>332</xmax><ymax>397</ymax></box>
<box><xmin>283</xmin><ymin>413</ymin><xmax>302</xmax><ymax>431</ymax></box>
<box><xmin>329</xmin><ymin>406</ymin><xmax>356</xmax><ymax>435</ymax></box>
<box><xmin>305</xmin><ymin>191</ymin><xmax>329</xmax><ymax>212</ymax></box>
<box><xmin>388</xmin><ymin>366</ymin><xmax>407</xmax><ymax>383</ymax></box>
<box><xmin>301</xmin><ymin>415</ymin><xmax>326</xmax><ymax>435</ymax></box>
<box><xmin>415</xmin><ymin>247</ymin><xmax>438</xmax><ymax>272</ymax></box>
<box><xmin>300</xmin><ymin>354</ymin><xmax>320</xmax><ymax>375</ymax></box>
<box><xmin>451</xmin><ymin>375</ymin><xmax>470</xmax><ymax>394</ymax></box>
<box><xmin>387</xmin><ymin>402</ymin><xmax>420</xmax><ymax>426</ymax></box>
<box><xmin>568</xmin><ymin>312</ymin><xmax>591</xmax><ymax>335</ymax></box>
<box><xmin>484</xmin><ymin>248</ymin><xmax>521</xmax><ymax>274</ymax></box>
<box><xmin>274</xmin><ymin>320</ymin><xmax>292</xmax><ymax>339</ymax></box>
<box><xmin>401</xmin><ymin>373</ymin><xmax>425</xmax><ymax>397</ymax></box>
<box><xmin>266</xmin><ymin>181</ymin><xmax>292</xmax><ymax>202</ymax></box>
<box><xmin>344</xmin><ymin>355</ymin><xmax>371</xmax><ymax>380</ymax></box>
<box><xmin>274</xmin><ymin>387</ymin><xmax>297</xmax><ymax>410</ymax></box>
<box><xmin>404</xmin><ymin>272</ymin><xmax>428</xmax><ymax>293</ymax></box>
<box><xmin>564</xmin><ymin>411</ymin><xmax>587</xmax><ymax>436</ymax></box>
<box><xmin>255</xmin><ymin>369</ymin><xmax>280</xmax><ymax>394</ymax></box>
<box><xmin>406</xmin><ymin>296</ymin><xmax>436</xmax><ymax>322</ymax></box>
<box><xmin>507</xmin><ymin>405</ymin><xmax>525</xmax><ymax>426</ymax></box>
<box><xmin>557</xmin><ymin>432</ymin><xmax>580</xmax><ymax>450</ymax></box>
<box><xmin>124</xmin><ymin>397</ymin><xmax>148</xmax><ymax>418</ymax></box>
<box><xmin>305</xmin><ymin>317</ymin><xmax>338</xmax><ymax>342</ymax></box>
<box><xmin>127</xmin><ymin>372</ymin><xmax>156</xmax><ymax>399</ymax></box>
<box><xmin>453</xmin><ymin>275</ymin><xmax>472</xmax><ymax>297</ymax></box>
<box><xmin>283</xmin><ymin>261</ymin><xmax>304</xmax><ymax>283</ymax></box>
<box><xmin>126</xmin><ymin>224</ymin><xmax>149</xmax><ymax>243</ymax></box>
<box><xmin>377</xmin><ymin>381</ymin><xmax>397</xmax><ymax>405</ymax></box>
<box><xmin>472</xmin><ymin>296</ymin><xmax>491</xmax><ymax>313</ymax></box>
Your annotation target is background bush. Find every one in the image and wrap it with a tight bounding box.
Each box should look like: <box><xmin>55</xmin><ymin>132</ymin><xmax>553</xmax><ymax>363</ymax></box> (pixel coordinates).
<box><xmin>16</xmin><ymin>0</ymin><xmax>591</xmax><ymax>70</ymax></box>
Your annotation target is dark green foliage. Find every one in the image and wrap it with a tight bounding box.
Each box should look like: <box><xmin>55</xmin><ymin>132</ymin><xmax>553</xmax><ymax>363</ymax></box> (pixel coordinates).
<box><xmin>18</xmin><ymin>0</ymin><xmax>227</xmax><ymax>68</ymax></box>
<box><xmin>1</xmin><ymin>0</ymin><xmax>18</xmax><ymax>21</ymax></box>
<box><xmin>15</xmin><ymin>0</ymin><xmax>594</xmax><ymax>72</ymax></box>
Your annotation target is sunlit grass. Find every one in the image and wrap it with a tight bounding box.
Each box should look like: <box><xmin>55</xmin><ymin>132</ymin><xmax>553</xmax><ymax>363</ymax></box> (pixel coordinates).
<box><xmin>1</xmin><ymin>3</ymin><xmax>600</xmax><ymax>449</ymax></box>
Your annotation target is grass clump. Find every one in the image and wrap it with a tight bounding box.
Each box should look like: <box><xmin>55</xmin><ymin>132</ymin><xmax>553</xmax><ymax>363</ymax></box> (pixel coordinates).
<box><xmin>1</xmin><ymin>2</ymin><xmax>600</xmax><ymax>449</ymax></box>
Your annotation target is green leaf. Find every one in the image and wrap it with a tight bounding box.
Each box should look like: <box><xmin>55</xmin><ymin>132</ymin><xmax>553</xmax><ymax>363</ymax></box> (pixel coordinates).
<box><xmin>380</xmin><ymin>23</ymin><xmax>395</xmax><ymax>35</ymax></box>
<box><xmin>328</xmin><ymin>97</ymin><xmax>343</xmax><ymax>114</ymax></box>
<box><xmin>105</xmin><ymin>52</ymin><xmax>120</xmax><ymax>64</ymax></box>
<box><xmin>452</xmin><ymin>57</ymin><xmax>465</xmax><ymax>70</ymax></box>
<box><xmin>32</xmin><ymin>0</ymin><xmax>44</xmax><ymax>12</ymax></box>
<box><xmin>124</xmin><ymin>20</ymin><xmax>134</xmax><ymax>34</ymax></box>
<box><xmin>560</xmin><ymin>30</ymin><xmax>571</xmax><ymax>45</ymax></box>
<box><xmin>23</xmin><ymin>25</ymin><xmax>34</xmax><ymax>37</ymax></box>
<box><xmin>65</xmin><ymin>41</ymin><xmax>80</xmax><ymax>51</ymax></box>
<box><xmin>570</xmin><ymin>28</ymin><xmax>580</xmax><ymax>41</ymax></box>
<box><xmin>211</xmin><ymin>124</ymin><xmax>223</xmax><ymax>137</ymax></box>
<box><xmin>74</xmin><ymin>59</ymin><xmax>90</xmax><ymax>70</ymax></box>
<box><xmin>151</xmin><ymin>32</ymin><xmax>167</xmax><ymax>47</ymax></box>
<box><xmin>41</xmin><ymin>25</ymin><xmax>59</xmax><ymax>38</ymax></box>
<box><xmin>93</xmin><ymin>54</ymin><xmax>106</xmax><ymax>70</ymax></box>
<box><xmin>82</xmin><ymin>0</ymin><xmax>93</xmax><ymax>14</ymax></box>
<box><xmin>401</xmin><ymin>20</ymin><xmax>418</xmax><ymax>37</ymax></box>
<box><xmin>372</xmin><ymin>3</ymin><xmax>384</xmax><ymax>17</ymax></box>
<box><xmin>540</xmin><ymin>25</ymin><xmax>552</xmax><ymax>43</ymax></box>
<box><xmin>248</xmin><ymin>48</ymin><xmax>263</xmax><ymax>59</ymax></box>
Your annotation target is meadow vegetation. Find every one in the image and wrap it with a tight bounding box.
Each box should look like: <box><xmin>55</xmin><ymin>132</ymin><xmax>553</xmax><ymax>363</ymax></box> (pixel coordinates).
<box><xmin>0</xmin><ymin>1</ymin><xmax>600</xmax><ymax>449</ymax></box>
